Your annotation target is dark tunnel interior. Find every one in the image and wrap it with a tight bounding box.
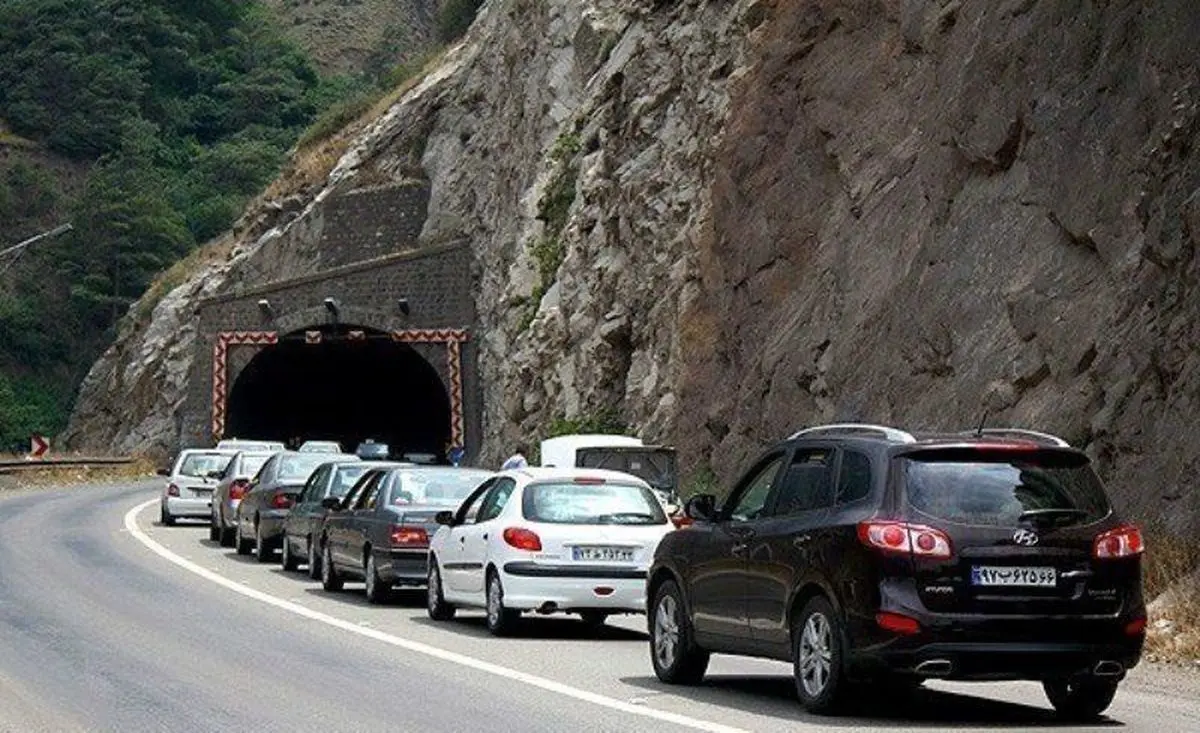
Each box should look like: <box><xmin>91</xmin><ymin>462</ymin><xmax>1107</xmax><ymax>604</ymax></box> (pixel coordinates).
<box><xmin>225</xmin><ymin>326</ymin><xmax>451</xmax><ymax>460</ymax></box>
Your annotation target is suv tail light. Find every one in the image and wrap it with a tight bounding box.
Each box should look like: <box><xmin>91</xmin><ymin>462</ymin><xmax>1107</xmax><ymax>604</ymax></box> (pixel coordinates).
<box><xmin>1093</xmin><ymin>524</ymin><xmax>1144</xmax><ymax>560</ymax></box>
<box><xmin>167</xmin><ymin>483</ymin><xmax>180</xmax><ymax>497</ymax></box>
<box><xmin>390</xmin><ymin>525</ymin><xmax>429</xmax><ymax>547</ymax></box>
<box><xmin>502</xmin><ymin>527</ymin><xmax>542</xmax><ymax>552</ymax></box>
<box><xmin>270</xmin><ymin>492</ymin><xmax>293</xmax><ymax>510</ymax></box>
<box><xmin>858</xmin><ymin>521</ymin><xmax>952</xmax><ymax>559</ymax></box>
<box><xmin>229</xmin><ymin>479</ymin><xmax>249</xmax><ymax>500</ymax></box>
<box><xmin>876</xmin><ymin>611</ymin><xmax>921</xmax><ymax>635</ymax></box>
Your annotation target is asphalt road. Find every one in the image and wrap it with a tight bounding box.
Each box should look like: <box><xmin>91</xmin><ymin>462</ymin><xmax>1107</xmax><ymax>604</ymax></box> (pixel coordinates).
<box><xmin>2</xmin><ymin>482</ymin><xmax>1199</xmax><ymax>733</ymax></box>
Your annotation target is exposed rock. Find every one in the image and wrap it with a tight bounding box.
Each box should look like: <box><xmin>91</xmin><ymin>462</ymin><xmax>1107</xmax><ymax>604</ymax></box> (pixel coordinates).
<box><xmin>65</xmin><ymin>0</ymin><xmax>1200</xmax><ymax>539</ymax></box>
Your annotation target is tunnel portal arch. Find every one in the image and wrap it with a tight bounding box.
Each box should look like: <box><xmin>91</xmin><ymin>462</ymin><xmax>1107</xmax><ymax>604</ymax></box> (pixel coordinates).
<box><xmin>214</xmin><ymin>326</ymin><xmax>467</xmax><ymax>460</ymax></box>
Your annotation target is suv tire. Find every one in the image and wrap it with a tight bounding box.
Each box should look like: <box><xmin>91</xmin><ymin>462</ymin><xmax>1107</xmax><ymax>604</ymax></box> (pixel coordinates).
<box><xmin>793</xmin><ymin>596</ymin><xmax>848</xmax><ymax>714</ymax></box>
<box><xmin>1043</xmin><ymin>677</ymin><xmax>1119</xmax><ymax>721</ymax></box>
<box><xmin>649</xmin><ymin>580</ymin><xmax>710</xmax><ymax>685</ymax></box>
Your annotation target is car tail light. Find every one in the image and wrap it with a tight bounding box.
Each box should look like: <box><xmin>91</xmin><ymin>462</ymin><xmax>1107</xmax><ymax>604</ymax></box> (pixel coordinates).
<box><xmin>858</xmin><ymin>521</ymin><xmax>952</xmax><ymax>559</ymax></box>
<box><xmin>390</xmin><ymin>525</ymin><xmax>429</xmax><ymax>547</ymax></box>
<box><xmin>1124</xmin><ymin>616</ymin><xmax>1147</xmax><ymax>636</ymax></box>
<box><xmin>167</xmin><ymin>483</ymin><xmax>180</xmax><ymax>497</ymax></box>
<box><xmin>270</xmin><ymin>492</ymin><xmax>293</xmax><ymax>510</ymax></box>
<box><xmin>1093</xmin><ymin>524</ymin><xmax>1144</xmax><ymax>560</ymax></box>
<box><xmin>229</xmin><ymin>479</ymin><xmax>249</xmax><ymax>500</ymax></box>
<box><xmin>671</xmin><ymin>515</ymin><xmax>693</xmax><ymax>529</ymax></box>
<box><xmin>876</xmin><ymin>611</ymin><xmax>921</xmax><ymax>635</ymax></box>
<box><xmin>502</xmin><ymin>527</ymin><xmax>542</xmax><ymax>552</ymax></box>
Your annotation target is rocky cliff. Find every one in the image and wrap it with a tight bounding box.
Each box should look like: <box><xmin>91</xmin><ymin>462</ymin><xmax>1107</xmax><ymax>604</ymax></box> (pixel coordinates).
<box><xmin>65</xmin><ymin>0</ymin><xmax>1200</xmax><ymax>534</ymax></box>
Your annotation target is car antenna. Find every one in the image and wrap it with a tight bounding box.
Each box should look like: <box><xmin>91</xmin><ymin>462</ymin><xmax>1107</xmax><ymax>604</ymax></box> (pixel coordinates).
<box><xmin>975</xmin><ymin>407</ymin><xmax>989</xmax><ymax>437</ymax></box>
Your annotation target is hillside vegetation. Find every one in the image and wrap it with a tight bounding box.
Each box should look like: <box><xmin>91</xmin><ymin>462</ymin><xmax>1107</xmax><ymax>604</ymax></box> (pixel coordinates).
<box><xmin>0</xmin><ymin>0</ymin><xmax>464</xmax><ymax>449</ymax></box>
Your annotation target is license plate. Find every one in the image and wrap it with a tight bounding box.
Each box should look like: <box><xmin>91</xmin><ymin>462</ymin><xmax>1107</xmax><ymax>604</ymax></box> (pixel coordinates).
<box><xmin>192</xmin><ymin>488</ymin><xmax>213</xmax><ymax>497</ymax></box>
<box><xmin>971</xmin><ymin>565</ymin><xmax>1057</xmax><ymax>587</ymax></box>
<box><xmin>572</xmin><ymin>546</ymin><xmax>634</xmax><ymax>562</ymax></box>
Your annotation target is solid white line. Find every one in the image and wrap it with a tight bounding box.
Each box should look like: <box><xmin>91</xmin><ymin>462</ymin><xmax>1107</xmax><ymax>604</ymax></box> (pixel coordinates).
<box><xmin>123</xmin><ymin>499</ymin><xmax>750</xmax><ymax>733</ymax></box>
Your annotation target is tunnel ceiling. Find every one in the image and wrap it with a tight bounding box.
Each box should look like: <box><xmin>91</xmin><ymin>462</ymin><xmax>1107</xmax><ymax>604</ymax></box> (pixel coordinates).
<box><xmin>225</xmin><ymin>326</ymin><xmax>450</xmax><ymax>458</ymax></box>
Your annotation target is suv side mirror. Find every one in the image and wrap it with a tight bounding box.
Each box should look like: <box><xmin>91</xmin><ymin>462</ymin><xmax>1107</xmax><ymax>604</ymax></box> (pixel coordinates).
<box><xmin>685</xmin><ymin>494</ymin><xmax>717</xmax><ymax>522</ymax></box>
<box><xmin>434</xmin><ymin>510</ymin><xmax>456</xmax><ymax>526</ymax></box>
<box><xmin>320</xmin><ymin>496</ymin><xmax>342</xmax><ymax>510</ymax></box>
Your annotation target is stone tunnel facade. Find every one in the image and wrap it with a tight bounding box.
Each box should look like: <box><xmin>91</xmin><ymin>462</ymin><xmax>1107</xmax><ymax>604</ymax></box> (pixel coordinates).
<box><xmin>178</xmin><ymin>180</ymin><xmax>482</xmax><ymax>464</ymax></box>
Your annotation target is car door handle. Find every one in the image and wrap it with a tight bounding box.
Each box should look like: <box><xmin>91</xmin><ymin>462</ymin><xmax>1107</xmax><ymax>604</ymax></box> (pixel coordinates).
<box><xmin>458</xmin><ymin>536</ymin><xmax>465</xmax><ymax>544</ymax></box>
<box><xmin>482</xmin><ymin>533</ymin><xmax>489</xmax><ymax>541</ymax></box>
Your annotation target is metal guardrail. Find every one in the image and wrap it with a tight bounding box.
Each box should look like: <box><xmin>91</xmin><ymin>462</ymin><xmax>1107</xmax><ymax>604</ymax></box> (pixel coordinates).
<box><xmin>0</xmin><ymin>457</ymin><xmax>135</xmax><ymax>474</ymax></box>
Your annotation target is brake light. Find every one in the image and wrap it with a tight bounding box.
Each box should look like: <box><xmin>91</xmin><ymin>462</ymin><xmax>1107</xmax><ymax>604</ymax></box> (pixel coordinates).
<box><xmin>1124</xmin><ymin>616</ymin><xmax>1147</xmax><ymax>636</ymax></box>
<box><xmin>229</xmin><ymin>479</ymin><xmax>249</xmax><ymax>500</ymax></box>
<box><xmin>573</xmin><ymin>477</ymin><xmax>606</xmax><ymax>485</ymax></box>
<box><xmin>969</xmin><ymin>441</ymin><xmax>1040</xmax><ymax>451</ymax></box>
<box><xmin>167</xmin><ymin>483</ymin><xmax>180</xmax><ymax>497</ymax></box>
<box><xmin>390</xmin><ymin>526</ymin><xmax>429</xmax><ymax>546</ymax></box>
<box><xmin>1093</xmin><ymin>524</ymin><xmax>1144</xmax><ymax>560</ymax></box>
<box><xmin>671</xmin><ymin>515</ymin><xmax>693</xmax><ymax>529</ymax></box>
<box><xmin>858</xmin><ymin>521</ymin><xmax>952</xmax><ymax>559</ymax></box>
<box><xmin>876</xmin><ymin>611</ymin><xmax>921</xmax><ymax>635</ymax></box>
<box><xmin>502</xmin><ymin>527</ymin><xmax>542</xmax><ymax>551</ymax></box>
<box><xmin>270</xmin><ymin>492</ymin><xmax>293</xmax><ymax>510</ymax></box>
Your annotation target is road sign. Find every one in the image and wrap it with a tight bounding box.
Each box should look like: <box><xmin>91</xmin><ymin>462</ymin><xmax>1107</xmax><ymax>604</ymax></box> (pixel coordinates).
<box><xmin>30</xmin><ymin>434</ymin><xmax>48</xmax><ymax>459</ymax></box>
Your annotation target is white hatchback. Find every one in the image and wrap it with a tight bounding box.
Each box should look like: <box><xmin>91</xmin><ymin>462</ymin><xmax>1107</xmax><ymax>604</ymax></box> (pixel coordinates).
<box><xmin>426</xmin><ymin>467</ymin><xmax>675</xmax><ymax>635</ymax></box>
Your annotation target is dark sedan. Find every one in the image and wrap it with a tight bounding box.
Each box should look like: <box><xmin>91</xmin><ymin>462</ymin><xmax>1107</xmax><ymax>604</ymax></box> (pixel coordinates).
<box><xmin>235</xmin><ymin>451</ymin><xmax>356</xmax><ymax>562</ymax></box>
<box><xmin>281</xmin><ymin>459</ymin><xmax>397</xmax><ymax>577</ymax></box>
<box><xmin>318</xmin><ymin>466</ymin><xmax>494</xmax><ymax>603</ymax></box>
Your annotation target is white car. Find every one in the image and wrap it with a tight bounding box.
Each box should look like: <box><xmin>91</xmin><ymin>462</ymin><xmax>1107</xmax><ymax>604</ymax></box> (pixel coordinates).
<box><xmin>426</xmin><ymin>467</ymin><xmax>676</xmax><ymax>635</ymax></box>
<box><xmin>159</xmin><ymin>449</ymin><xmax>236</xmax><ymax>525</ymax></box>
<box><xmin>216</xmin><ymin>438</ymin><xmax>286</xmax><ymax>452</ymax></box>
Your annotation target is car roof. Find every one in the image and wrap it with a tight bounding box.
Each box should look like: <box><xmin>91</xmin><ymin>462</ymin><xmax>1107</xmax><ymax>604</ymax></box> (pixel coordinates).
<box><xmin>508</xmin><ymin>466</ymin><xmax>652</xmax><ymax>485</ymax></box>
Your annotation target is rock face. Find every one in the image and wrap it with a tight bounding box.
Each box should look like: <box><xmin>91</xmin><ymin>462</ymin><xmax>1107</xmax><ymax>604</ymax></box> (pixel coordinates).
<box><xmin>65</xmin><ymin>0</ymin><xmax>1200</xmax><ymax>534</ymax></box>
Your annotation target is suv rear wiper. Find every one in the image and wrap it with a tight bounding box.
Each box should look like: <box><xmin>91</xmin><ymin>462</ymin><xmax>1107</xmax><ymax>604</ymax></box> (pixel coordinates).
<box><xmin>1018</xmin><ymin>507</ymin><xmax>1089</xmax><ymax>525</ymax></box>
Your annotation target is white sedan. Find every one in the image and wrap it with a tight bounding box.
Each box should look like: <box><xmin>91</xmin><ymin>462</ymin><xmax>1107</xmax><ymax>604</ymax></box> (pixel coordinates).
<box><xmin>426</xmin><ymin>467</ymin><xmax>676</xmax><ymax>635</ymax></box>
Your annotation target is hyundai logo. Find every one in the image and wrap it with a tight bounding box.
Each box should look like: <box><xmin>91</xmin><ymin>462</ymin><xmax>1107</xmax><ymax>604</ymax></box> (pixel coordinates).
<box><xmin>1012</xmin><ymin>529</ymin><xmax>1039</xmax><ymax>546</ymax></box>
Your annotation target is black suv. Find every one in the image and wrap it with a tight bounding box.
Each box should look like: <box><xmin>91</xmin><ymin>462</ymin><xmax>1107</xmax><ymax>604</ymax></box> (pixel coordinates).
<box><xmin>647</xmin><ymin>424</ymin><xmax>1145</xmax><ymax>720</ymax></box>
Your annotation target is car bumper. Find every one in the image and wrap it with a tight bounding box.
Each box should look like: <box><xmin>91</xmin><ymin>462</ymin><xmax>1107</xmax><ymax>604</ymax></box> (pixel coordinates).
<box><xmin>379</xmin><ymin>549</ymin><xmax>430</xmax><ymax>586</ymax></box>
<box><xmin>255</xmin><ymin>511</ymin><xmax>289</xmax><ymax>541</ymax></box>
<box><xmin>499</xmin><ymin>563</ymin><xmax>648</xmax><ymax>613</ymax></box>
<box><xmin>164</xmin><ymin>496</ymin><xmax>213</xmax><ymax>517</ymax></box>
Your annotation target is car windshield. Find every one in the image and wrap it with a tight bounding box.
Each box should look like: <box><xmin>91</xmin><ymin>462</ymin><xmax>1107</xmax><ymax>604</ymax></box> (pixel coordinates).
<box><xmin>177</xmin><ymin>453</ymin><xmax>230</xmax><ymax>478</ymax></box>
<box><xmin>330</xmin><ymin>465</ymin><xmax>370</xmax><ymax>497</ymax></box>
<box><xmin>522</xmin><ymin>482</ymin><xmax>667</xmax><ymax>525</ymax></box>
<box><xmin>278</xmin><ymin>453</ymin><xmax>335</xmax><ymax>481</ymax></box>
<box><xmin>390</xmin><ymin>470</ymin><xmax>491</xmax><ymax>506</ymax></box>
<box><xmin>901</xmin><ymin>449</ymin><xmax>1111</xmax><ymax>527</ymax></box>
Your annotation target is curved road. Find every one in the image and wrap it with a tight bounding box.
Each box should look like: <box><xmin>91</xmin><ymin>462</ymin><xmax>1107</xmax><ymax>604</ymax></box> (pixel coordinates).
<box><xmin>2</xmin><ymin>482</ymin><xmax>1199</xmax><ymax>733</ymax></box>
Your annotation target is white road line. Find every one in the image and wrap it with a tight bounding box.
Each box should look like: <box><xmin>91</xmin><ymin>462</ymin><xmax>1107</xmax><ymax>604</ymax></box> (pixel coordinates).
<box><xmin>123</xmin><ymin>499</ymin><xmax>750</xmax><ymax>733</ymax></box>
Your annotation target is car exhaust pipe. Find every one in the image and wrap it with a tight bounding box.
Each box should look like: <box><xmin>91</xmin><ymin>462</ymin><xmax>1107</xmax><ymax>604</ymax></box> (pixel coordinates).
<box><xmin>914</xmin><ymin>659</ymin><xmax>953</xmax><ymax>677</ymax></box>
<box><xmin>536</xmin><ymin>602</ymin><xmax>558</xmax><ymax>615</ymax></box>
<box><xmin>1093</xmin><ymin>660</ymin><xmax>1124</xmax><ymax>677</ymax></box>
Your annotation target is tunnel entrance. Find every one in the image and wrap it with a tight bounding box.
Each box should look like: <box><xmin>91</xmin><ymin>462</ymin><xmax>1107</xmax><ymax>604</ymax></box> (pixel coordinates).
<box><xmin>224</xmin><ymin>326</ymin><xmax>451</xmax><ymax>460</ymax></box>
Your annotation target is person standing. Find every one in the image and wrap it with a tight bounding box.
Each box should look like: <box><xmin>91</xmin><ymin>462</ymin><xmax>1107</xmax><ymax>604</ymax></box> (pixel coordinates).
<box><xmin>501</xmin><ymin>443</ymin><xmax>529</xmax><ymax>470</ymax></box>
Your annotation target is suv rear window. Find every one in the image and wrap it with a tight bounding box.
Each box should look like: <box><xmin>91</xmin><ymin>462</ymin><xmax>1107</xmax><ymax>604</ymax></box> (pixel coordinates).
<box><xmin>522</xmin><ymin>482</ymin><xmax>667</xmax><ymax>525</ymax></box>
<box><xmin>900</xmin><ymin>448</ymin><xmax>1111</xmax><ymax>527</ymax></box>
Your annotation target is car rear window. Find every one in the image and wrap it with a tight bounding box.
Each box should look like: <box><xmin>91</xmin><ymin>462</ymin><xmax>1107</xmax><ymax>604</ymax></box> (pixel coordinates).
<box><xmin>330</xmin><ymin>466</ymin><xmax>369</xmax><ymax>497</ymax></box>
<box><xmin>395</xmin><ymin>470</ymin><xmax>492</xmax><ymax>505</ymax></box>
<box><xmin>900</xmin><ymin>448</ymin><xmax>1111</xmax><ymax>527</ymax></box>
<box><xmin>241</xmin><ymin>454</ymin><xmax>271</xmax><ymax>478</ymax></box>
<box><xmin>178</xmin><ymin>453</ymin><xmax>230</xmax><ymax>478</ymax></box>
<box><xmin>522</xmin><ymin>482</ymin><xmax>667</xmax><ymax>525</ymax></box>
<box><xmin>279</xmin><ymin>454</ymin><xmax>333</xmax><ymax>481</ymax></box>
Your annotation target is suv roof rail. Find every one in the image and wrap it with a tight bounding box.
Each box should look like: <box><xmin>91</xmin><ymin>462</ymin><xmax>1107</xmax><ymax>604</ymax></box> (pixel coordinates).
<box><xmin>958</xmin><ymin>428</ymin><xmax>1071</xmax><ymax>447</ymax></box>
<box><xmin>789</xmin><ymin>423</ymin><xmax>917</xmax><ymax>443</ymax></box>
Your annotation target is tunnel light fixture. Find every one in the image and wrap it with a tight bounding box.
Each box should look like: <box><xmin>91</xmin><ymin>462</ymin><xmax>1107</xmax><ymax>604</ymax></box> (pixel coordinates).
<box><xmin>323</xmin><ymin>297</ymin><xmax>340</xmax><ymax>323</ymax></box>
<box><xmin>397</xmin><ymin>298</ymin><xmax>410</xmax><ymax>316</ymax></box>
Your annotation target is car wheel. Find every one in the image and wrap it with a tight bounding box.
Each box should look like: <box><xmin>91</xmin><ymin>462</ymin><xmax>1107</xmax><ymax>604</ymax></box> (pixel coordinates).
<box><xmin>160</xmin><ymin>504</ymin><xmax>176</xmax><ymax>527</ymax></box>
<box><xmin>649</xmin><ymin>580</ymin><xmax>709</xmax><ymax>685</ymax></box>
<box><xmin>485</xmin><ymin>571</ymin><xmax>520</xmax><ymax>636</ymax></box>
<box><xmin>281</xmin><ymin>535</ymin><xmax>300</xmax><ymax>571</ymax></box>
<box><xmin>307</xmin><ymin>537</ymin><xmax>321</xmax><ymax>580</ymax></box>
<box><xmin>208</xmin><ymin>514</ymin><xmax>220</xmax><ymax>542</ymax></box>
<box><xmin>364</xmin><ymin>552</ymin><xmax>391</xmax><ymax>605</ymax></box>
<box><xmin>792</xmin><ymin>596</ymin><xmax>848</xmax><ymax>714</ymax></box>
<box><xmin>1043</xmin><ymin>677</ymin><xmax>1119</xmax><ymax>721</ymax></box>
<box><xmin>253</xmin><ymin>522</ymin><xmax>273</xmax><ymax>563</ymax></box>
<box><xmin>235</xmin><ymin>521</ymin><xmax>253</xmax><ymax>555</ymax></box>
<box><xmin>427</xmin><ymin>560</ymin><xmax>456</xmax><ymax>621</ymax></box>
<box><xmin>321</xmin><ymin>543</ymin><xmax>343</xmax><ymax>592</ymax></box>
<box><xmin>580</xmin><ymin>611</ymin><xmax>609</xmax><ymax>628</ymax></box>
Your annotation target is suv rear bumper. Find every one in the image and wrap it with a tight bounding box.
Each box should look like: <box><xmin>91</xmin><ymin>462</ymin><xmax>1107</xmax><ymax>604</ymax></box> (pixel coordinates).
<box><xmin>849</xmin><ymin>639</ymin><xmax>1142</xmax><ymax>682</ymax></box>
